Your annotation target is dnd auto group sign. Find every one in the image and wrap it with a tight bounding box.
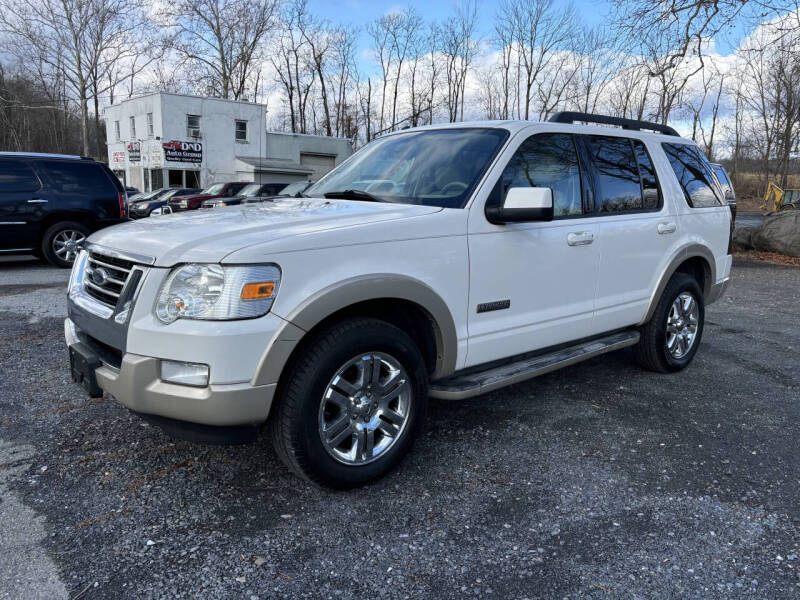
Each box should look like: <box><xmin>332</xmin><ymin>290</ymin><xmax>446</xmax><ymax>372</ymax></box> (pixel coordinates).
<box><xmin>163</xmin><ymin>140</ymin><xmax>203</xmax><ymax>164</ymax></box>
<box><xmin>126</xmin><ymin>142</ymin><xmax>141</xmax><ymax>162</ymax></box>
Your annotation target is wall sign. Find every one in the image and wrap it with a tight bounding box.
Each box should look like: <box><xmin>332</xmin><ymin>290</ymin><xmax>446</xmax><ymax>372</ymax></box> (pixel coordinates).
<box><xmin>127</xmin><ymin>142</ymin><xmax>141</xmax><ymax>162</ymax></box>
<box><xmin>163</xmin><ymin>140</ymin><xmax>202</xmax><ymax>164</ymax></box>
<box><xmin>112</xmin><ymin>151</ymin><xmax>125</xmax><ymax>164</ymax></box>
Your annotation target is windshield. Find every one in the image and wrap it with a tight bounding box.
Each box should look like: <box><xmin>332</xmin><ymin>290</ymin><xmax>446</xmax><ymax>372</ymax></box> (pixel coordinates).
<box><xmin>306</xmin><ymin>128</ymin><xmax>509</xmax><ymax>208</ymax></box>
<box><xmin>203</xmin><ymin>183</ymin><xmax>225</xmax><ymax>195</ymax></box>
<box><xmin>161</xmin><ymin>188</ymin><xmax>181</xmax><ymax>200</ymax></box>
<box><xmin>279</xmin><ymin>181</ymin><xmax>311</xmax><ymax>196</ymax></box>
<box><xmin>239</xmin><ymin>183</ymin><xmax>263</xmax><ymax>197</ymax></box>
<box><xmin>136</xmin><ymin>189</ymin><xmax>163</xmax><ymax>201</ymax></box>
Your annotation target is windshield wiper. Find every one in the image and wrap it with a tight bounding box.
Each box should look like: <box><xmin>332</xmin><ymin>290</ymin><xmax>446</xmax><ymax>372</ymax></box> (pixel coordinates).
<box><xmin>323</xmin><ymin>189</ymin><xmax>390</xmax><ymax>203</ymax></box>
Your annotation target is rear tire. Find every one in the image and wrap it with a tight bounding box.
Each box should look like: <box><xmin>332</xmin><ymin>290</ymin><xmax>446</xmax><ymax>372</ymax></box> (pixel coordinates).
<box><xmin>269</xmin><ymin>318</ymin><xmax>428</xmax><ymax>489</ymax></box>
<box><xmin>41</xmin><ymin>221</ymin><xmax>89</xmax><ymax>268</ymax></box>
<box><xmin>634</xmin><ymin>272</ymin><xmax>705</xmax><ymax>373</ymax></box>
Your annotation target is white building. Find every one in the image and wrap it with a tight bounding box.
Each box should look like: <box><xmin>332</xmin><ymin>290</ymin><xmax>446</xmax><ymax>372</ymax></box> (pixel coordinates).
<box><xmin>104</xmin><ymin>92</ymin><xmax>353</xmax><ymax>192</ymax></box>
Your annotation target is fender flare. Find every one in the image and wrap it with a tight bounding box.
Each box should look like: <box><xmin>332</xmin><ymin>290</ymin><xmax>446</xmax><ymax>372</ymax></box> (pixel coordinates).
<box><xmin>251</xmin><ymin>274</ymin><xmax>459</xmax><ymax>386</ymax></box>
<box><xmin>640</xmin><ymin>243</ymin><xmax>716</xmax><ymax>324</ymax></box>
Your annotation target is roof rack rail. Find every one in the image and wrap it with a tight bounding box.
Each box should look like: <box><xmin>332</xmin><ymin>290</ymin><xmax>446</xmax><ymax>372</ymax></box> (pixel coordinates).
<box><xmin>548</xmin><ymin>111</ymin><xmax>680</xmax><ymax>137</ymax></box>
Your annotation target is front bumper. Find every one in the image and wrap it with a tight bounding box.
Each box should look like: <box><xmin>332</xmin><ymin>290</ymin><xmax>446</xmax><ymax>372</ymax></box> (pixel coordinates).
<box><xmin>65</xmin><ymin>318</ymin><xmax>276</xmax><ymax>426</ymax></box>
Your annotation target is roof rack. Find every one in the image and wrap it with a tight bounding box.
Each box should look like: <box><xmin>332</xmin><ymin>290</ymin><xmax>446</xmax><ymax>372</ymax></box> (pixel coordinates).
<box><xmin>548</xmin><ymin>112</ymin><xmax>680</xmax><ymax>137</ymax></box>
<box><xmin>0</xmin><ymin>151</ymin><xmax>83</xmax><ymax>160</ymax></box>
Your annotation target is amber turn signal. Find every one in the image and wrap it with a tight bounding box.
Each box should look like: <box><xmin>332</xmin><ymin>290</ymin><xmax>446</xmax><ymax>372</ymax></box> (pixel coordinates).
<box><xmin>240</xmin><ymin>281</ymin><xmax>276</xmax><ymax>300</ymax></box>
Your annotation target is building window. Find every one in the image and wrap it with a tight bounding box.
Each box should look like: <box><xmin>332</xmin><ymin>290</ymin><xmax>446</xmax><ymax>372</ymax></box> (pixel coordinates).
<box><xmin>114</xmin><ymin>121</ymin><xmax>120</xmax><ymax>141</ymax></box>
<box><xmin>187</xmin><ymin>114</ymin><xmax>201</xmax><ymax>138</ymax></box>
<box><xmin>129</xmin><ymin>116</ymin><xmax>136</xmax><ymax>138</ymax></box>
<box><xmin>235</xmin><ymin>120</ymin><xmax>248</xmax><ymax>142</ymax></box>
<box><xmin>147</xmin><ymin>113</ymin><xmax>154</xmax><ymax>137</ymax></box>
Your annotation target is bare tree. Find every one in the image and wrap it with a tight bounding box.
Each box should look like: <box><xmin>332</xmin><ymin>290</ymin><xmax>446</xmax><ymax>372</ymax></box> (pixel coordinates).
<box><xmin>441</xmin><ymin>0</ymin><xmax>479</xmax><ymax>122</ymax></box>
<box><xmin>165</xmin><ymin>0</ymin><xmax>279</xmax><ymax>100</ymax></box>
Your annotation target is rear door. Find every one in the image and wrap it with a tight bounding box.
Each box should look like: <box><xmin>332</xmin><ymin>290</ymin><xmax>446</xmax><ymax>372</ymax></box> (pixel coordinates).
<box><xmin>37</xmin><ymin>160</ymin><xmax>121</xmax><ymax>222</ymax></box>
<box><xmin>586</xmin><ymin>135</ymin><xmax>678</xmax><ymax>333</ymax></box>
<box><xmin>0</xmin><ymin>157</ymin><xmax>45</xmax><ymax>251</ymax></box>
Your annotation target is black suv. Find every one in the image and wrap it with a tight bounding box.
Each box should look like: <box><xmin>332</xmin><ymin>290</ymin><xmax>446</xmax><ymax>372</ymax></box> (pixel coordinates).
<box><xmin>0</xmin><ymin>153</ymin><xmax>128</xmax><ymax>267</ymax></box>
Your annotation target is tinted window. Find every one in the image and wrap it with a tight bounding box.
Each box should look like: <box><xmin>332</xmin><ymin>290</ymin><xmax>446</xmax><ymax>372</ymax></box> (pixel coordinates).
<box><xmin>633</xmin><ymin>140</ymin><xmax>661</xmax><ymax>209</ymax></box>
<box><xmin>712</xmin><ymin>165</ymin><xmax>732</xmax><ymax>191</ymax></box>
<box><xmin>40</xmin><ymin>161</ymin><xmax>116</xmax><ymax>196</ymax></box>
<box><xmin>501</xmin><ymin>133</ymin><xmax>583</xmax><ymax>217</ymax></box>
<box><xmin>662</xmin><ymin>143</ymin><xmax>721</xmax><ymax>208</ymax></box>
<box><xmin>0</xmin><ymin>159</ymin><xmax>41</xmax><ymax>193</ymax></box>
<box><xmin>587</xmin><ymin>136</ymin><xmax>642</xmax><ymax>212</ymax></box>
<box><xmin>307</xmin><ymin>128</ymin><xmax>509</xmax><ymax>208</ymax></box>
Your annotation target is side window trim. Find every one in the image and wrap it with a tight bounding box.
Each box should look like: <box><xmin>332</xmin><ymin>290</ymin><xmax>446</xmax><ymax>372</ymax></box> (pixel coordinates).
<box><xmin>493</xmin><ymin>131</ymin><xmax>588</xmax><ymax>221</ymax></box>
<box><xmin>579</xmin><ymin>134</ymin><xmax>664</xmax><ymax>217</ymax></box>
<box><xmin>631</xmin><ymin>139</ymin><xmax>664</xmax><ymax>211</ymax></box>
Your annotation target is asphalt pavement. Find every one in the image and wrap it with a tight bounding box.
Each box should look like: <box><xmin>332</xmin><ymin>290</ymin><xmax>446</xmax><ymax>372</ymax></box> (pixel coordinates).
<box><xmin>0</xmin><ymin>256</ymin><xmax>798</xmax><ymax>599</ymax></box>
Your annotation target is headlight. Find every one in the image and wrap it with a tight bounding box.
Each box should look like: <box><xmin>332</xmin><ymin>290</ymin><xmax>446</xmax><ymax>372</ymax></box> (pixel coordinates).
<box><xmin>68</xmin><ymin>249</ymin><xmax>88</xmax><ymax>293</ymax></box>
<box><xmin>138</xmin><ymin>202</ymin><xmax>150</xmax><ymax>209</ymax></box>
<box><xmin>155</xmin><ymin>264</ymin><xmax>280</xmax><ymax>324</ymax></box>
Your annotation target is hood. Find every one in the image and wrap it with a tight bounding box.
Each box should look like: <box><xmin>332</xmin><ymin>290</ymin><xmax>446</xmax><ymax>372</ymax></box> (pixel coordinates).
<box><xmin>87</xmin><ymin>198</ymin><xmax>442</xmax><ymax>266</ymax></box>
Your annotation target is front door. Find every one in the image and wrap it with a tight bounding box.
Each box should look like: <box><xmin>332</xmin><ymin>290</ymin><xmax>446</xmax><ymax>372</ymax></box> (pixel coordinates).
<box><xmin>466</xmin><ymin>132</ymin><xmax>600</xmax><ymax>368</ymax></box>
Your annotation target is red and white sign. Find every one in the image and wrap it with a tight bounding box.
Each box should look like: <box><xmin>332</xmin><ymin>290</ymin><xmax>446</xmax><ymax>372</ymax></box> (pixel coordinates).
<box><xmin>112</xmin><ymin>151</ymin><xmax>125</xmax><ymax>164</ymax></box>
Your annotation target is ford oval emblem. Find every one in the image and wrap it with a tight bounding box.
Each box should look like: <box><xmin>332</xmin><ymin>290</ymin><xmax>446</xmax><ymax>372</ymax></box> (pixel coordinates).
<box><xmin>91</xmin><ymin>267</ymin><xmax>109</xmax><ymax>286</ymax></box>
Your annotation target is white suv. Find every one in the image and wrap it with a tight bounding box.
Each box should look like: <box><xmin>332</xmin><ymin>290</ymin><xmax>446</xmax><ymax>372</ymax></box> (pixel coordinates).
<box><xmin>65</xmin><ymin>113</ymin><xmax>733</xmax><ymax>488</ymax></box>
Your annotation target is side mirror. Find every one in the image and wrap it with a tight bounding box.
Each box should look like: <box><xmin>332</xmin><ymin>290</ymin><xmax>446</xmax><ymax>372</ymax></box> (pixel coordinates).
<box><xmin>486</xmin><ymin>186</ymin><xmax>554</xmax><ymax>224</ymax></box>
<box><xmin>724</xmin><ymin>189</ymin><xmax>735</xmax><ymax>203</ymax></box>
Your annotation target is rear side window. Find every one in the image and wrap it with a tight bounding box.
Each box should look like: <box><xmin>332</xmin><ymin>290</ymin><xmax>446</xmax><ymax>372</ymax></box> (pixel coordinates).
<box><xmin>662</xmin><ymin>143</ymin><xmax>722</xmax><ymax>208</ymax></box>
<box><xmin>712</xmin><ymin>165</ymin><xmax>729</xmax><ymax>186</ymax></box>
<box><xmin>39</xmin><ymin>161</ymin><xmax>117</xmax><ymax>196</ymax></box>
<box><xmin>501</xmin><ymin>133</ymin><xmax>583</xmax><ymax>217</ymax></box>
<box><xmin>586</xmin><ymin>136</ymin><xmax>643</xmax><ymax>212</ymax></box>
<box><xmin>0</xmin><ymin>159</ymin><xmax>41</xmax><ymax>193</ymax></box>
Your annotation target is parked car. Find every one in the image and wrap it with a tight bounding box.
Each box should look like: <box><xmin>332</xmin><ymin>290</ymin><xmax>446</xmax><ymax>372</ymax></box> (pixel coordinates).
<box><xmin>239</xmin><ymin>181</ymin><xmax>316</xmax><ymax>206</ymax></box>
<box><xmin>200</xmin><ymin>182</ymin><xmax>290</xmax><ymax>208</ymax></box>
<box><xmin>277</xmin><ymin>180</ymin><xmax>314</xmax><ymax>198</ymax></box>
<box><xmin>124</xmin><ymin>186</ymin><xmax>139</xmax><ymax>196</ymax></box>
<box><xmin>0</xmin><ymin>152</ymin><xmax>128</xmax><ymax>267</ymax></box>
<box><xmin>710</xmin><ymin>163</ymin><xmax>737</xmax><ymax>254</ymax></box>
<box><xmin>167</xmin><ymin>181</ymin><xmax>249</xmax><ymax>212</ymax></box>
<box><xmin>130</xmin><ymin>188</ymin><xmax>200</xmax><ymax>219</ymax></box>
<box><xmin>65</xmin><ymin>114</ymin><xmax>733</xmax><ymax>488</ymax></box>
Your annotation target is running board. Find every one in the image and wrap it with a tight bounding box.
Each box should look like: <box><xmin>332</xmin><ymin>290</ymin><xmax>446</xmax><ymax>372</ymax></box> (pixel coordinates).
<box><xmin>429</xmin><ymin>330</ymin><xmax>640</xmax><ymax>400</ymax></box>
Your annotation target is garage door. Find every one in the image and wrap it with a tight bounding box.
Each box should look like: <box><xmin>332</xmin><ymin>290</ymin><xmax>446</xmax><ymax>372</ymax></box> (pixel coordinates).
<box><xmin>300</xmin><ymin>153</ymin><xmax>336</xmax><ymax>180</ymax></box>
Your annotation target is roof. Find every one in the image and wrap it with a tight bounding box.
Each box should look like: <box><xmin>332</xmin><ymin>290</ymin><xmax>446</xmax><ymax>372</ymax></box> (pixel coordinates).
<box><xmin>0</xmin><ymin>151</ymin><xmax>83</xmax><ymax>160</ymax></box>
<box><xmin>106</xmin><ymin>90</ymin><xmax>267</xmax><ymax>109</ymax></box>
<box><xmin>236</xmin><ymin>156</ymin><xmax>314</xmax><ymax>175</ymax></box>
<box><xmin>395</xmin><ymin>118</ymin><xmax>689</xmax><ymax>143</ymax></box>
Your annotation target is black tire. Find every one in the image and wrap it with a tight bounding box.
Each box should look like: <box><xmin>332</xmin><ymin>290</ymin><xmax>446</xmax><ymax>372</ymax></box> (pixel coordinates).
<box><xmin>633</xmin><ymin>272</ymin><xmax>705</xmax><ymax>373</ymax></box>
<box><xmin>269</xmin><ymin>318</ymin><xmax>428</xmax><ymax>489</ymax></box>
<box><xmin>41</xmin><ymin>221</ymin><xmax>90</xmax><ymax>268</ymax></box>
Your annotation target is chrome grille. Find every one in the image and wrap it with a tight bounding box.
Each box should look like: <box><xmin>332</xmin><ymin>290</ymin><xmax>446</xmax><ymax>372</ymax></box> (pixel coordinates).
<box><xmin>83</xmin><ymin>251</ymin><xmax>135</xmax><ymax>308</ymax></box>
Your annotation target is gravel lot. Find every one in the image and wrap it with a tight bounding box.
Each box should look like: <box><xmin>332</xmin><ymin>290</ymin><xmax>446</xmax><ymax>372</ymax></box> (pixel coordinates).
<box><xmin>0</xmin><ymin>255</ymin><xmax>798</xmax><ymax>599</ymax></box>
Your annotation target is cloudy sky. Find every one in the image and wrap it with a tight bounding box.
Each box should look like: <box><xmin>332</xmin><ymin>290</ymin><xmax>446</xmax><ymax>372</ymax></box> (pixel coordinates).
<box><xmin>305</xmin><ymin>0</ymin><xmax>752</xmax><ymax>55</ymax></box>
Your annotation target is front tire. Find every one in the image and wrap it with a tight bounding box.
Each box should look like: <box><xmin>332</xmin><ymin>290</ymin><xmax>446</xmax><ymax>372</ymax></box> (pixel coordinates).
<box><xmin>634</xmin><ymin>272</ymin><xmax>705</xmax><ymax>373</ymax></box>
<box><xmin>41</xmin><ymin>221</ymin><xmax>89</xmax><ymax>268</ymax></box>
<box><xmin>270</xmin><ymin>318</ymin><xmax>429</xmax><ymax>489</ymax></box>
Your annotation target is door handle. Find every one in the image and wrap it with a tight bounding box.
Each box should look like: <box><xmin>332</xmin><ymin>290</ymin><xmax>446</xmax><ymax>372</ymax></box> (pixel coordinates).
<box><xmin>657</xmin><ymin>222</ymin><xmax>677</xmax><ymax>235</ymax></box>
<box><xmin>27</xmin><ymin>198</ymin><xmax>48</xmax><ymax>204</ymax></box>
<box><xmin>567</xmin><ymin>231</ymin><xmax>594</xmax><ymax>246</ymax></box>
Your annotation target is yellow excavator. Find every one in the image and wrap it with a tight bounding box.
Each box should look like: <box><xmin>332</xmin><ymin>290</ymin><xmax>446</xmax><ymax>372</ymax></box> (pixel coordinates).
<box><xmin>762</xmin><ymin>182</ymin><xmax>800</xmax><ymax>212</ymax></box>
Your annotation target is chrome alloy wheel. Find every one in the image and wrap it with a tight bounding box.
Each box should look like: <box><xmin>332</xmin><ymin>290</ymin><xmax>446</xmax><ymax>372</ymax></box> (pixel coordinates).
<box><xmin>665</xmin><ymin>292</ymin><xmax>699</xmax><ymax>359</ymax></box>
<box><xmin>318</xmin><ymin>352</ymin><xmax>411</xmax><ymax>465</ymax></box>
<box><xmin>53</xmin><ymin>230</ymin><xmax>86</xmax><ymax>263</ymax></box>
